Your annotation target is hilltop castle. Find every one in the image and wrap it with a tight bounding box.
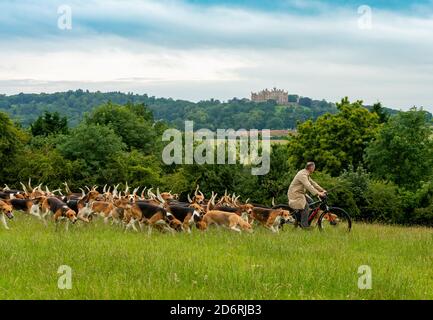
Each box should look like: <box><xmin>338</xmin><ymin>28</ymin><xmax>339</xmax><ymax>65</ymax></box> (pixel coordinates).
<box><xmin>251</xmin><ymin>87</ymin><xmax>289</xmax><ymax>105</ymax></box>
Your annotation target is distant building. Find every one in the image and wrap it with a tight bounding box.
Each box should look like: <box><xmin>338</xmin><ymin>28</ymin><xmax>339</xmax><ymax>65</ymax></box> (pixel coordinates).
<box><xmin>251</xmin><ymin>87</ymin><xmax>289</xmax><ymax>105</ymax></box>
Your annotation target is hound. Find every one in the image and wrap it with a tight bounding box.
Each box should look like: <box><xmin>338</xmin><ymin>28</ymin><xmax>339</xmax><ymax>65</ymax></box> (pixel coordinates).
<box><xmin>187</xmin><ymin>185</ymin><xmax>205</xmax><ymax>204</ymax></box>
<box><xmin>129</xmin><ymin>202</ymin><xmax>181</xmax><ymax>234</ymax></box>
<box><xmin>0</xmin><ymin>200</ymin><xmax>14</xmax><ymax>230</ymax></box>
<box><xmin>198</xmin><ymin>210</ymin><xmax>253</xmax><ymax>233</ymax></box>
<box><xmin>10</xmin><ymin>198</ymin><xmax>42</xmax><ymax>220</ymax></box>
<box><xmin>250</xmin><ymin>207</ymin><xmax>295</xmax><ymax>233</ymax></box>
<box><xmin>164</xmin><ymin>204</ymin><xmax>203</xmax><ymax>233</ymax></box>
<box><xmin>213</xmin><ymin>203</ymin><xmax>254</xmax><ymax>222</ymax></box>
<box><xmin>41</xmin><ymin>197</ymin><xmax>78</xmax><ymax>230</ymax></box>
<box><xmin>88</xmin><ymin>201</ymin><xmax>115</xmax><ymax>223</ymax></box>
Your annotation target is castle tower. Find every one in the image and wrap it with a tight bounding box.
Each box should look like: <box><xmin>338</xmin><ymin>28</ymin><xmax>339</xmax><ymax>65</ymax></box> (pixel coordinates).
<box><xmin>251</xmin><ymin>88</ymin><xmax>288</xmax><ymax>105</ymax></box>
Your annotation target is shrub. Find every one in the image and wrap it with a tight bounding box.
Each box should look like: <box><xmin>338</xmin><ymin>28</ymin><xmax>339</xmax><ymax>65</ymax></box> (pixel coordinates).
<box><xmin>364</xmin><ymin>181</ymin><xmax>405</xmax><ymax>224</ymax></box>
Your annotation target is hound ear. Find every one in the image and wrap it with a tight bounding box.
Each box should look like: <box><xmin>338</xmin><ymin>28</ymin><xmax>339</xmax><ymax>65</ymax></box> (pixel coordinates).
<box><xmin>156</xmin><ymin>188</ymin><xmax>165</xmax><ymax>203</ymax></box>
<box><xmin>20</xmin><ymin>182</ymin><xmax>29</xmax><ymax>195</ymax></box>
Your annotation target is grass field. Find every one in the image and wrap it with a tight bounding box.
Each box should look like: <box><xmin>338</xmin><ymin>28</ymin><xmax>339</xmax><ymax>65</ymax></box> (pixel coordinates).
<box><xmin>1</xmin><ymin>214</ymin><xmax>432</xmax><ymax>300</ymax></box>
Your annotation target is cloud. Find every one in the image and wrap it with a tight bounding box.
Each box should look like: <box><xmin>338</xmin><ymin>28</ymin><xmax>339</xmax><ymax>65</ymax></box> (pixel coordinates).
<box><xmin>0</xmin><ymin>0</ymin><xmax>432</xmax><ymax>111</ymax></box>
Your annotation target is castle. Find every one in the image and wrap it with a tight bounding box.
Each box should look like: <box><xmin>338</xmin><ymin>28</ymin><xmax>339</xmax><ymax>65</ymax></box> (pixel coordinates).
<box><xmin>251</xmin><ymin>87</ymin><xmax>288</xmax><ymax>105</ymax></box>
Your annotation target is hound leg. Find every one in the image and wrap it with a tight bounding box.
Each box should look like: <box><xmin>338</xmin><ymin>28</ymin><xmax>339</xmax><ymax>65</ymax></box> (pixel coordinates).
<box><xmin>125</xmin><ymin>218</ymin><xmax>138</xmax><ymax>232</ymax></box>
<box><xmin>228</xmin><ymin>220</ymin><xmax>241</xmax><ymax>232</ymax></box>
<box><xmin>182</xmin><ymin>222</ymin><xmax>192</xmax><ymax>234</ymax></box>
<box><xmin>266</xmin><ymin>224</ymin><xmax>277</xmax><ymax>233</ymax></box>
<box><xmin>1</xmin><ymin>214</ymin><xmax>10</xmax><ymax>230</ymax></box>
<box><xmin>230</xmin><ymin>226</ymin><xmax>242</xmax><ymax>232</ymax></box>
<box><xmin>77</xmin><ymin>209</ymin><xmax>90</xmax><ymax>223</ymax></box>
<box><xmin>241</xmin><ymin>212</ymin><xmax>249</xmax><ymax>222</ymax></box>
<box><xmin>31</xmin><ymin>211</ymin><xmax>43</xmax><ymax>220</ymax></box>
<box><xmin>30</xmin><ymin>205</ymin><xmax>42</xmax><ymax>220</ymax></box>
<box><xmin>163</xmin><ymin>224</ymin><xmax>176</xmax><ymax>234</ymax></box>
<box><xmin>41</xmin><ymin>209</ymin><xmax>51</xmax><ymax>226</ymax></box>
<box><xmin>138</xmin><ymin>221</ymin><xmax>144</xmax><ymax>231</ymax></box>
<box><xmin>65</xmin><ymin>221</ymin><xmax>70</xmax><ymax>232</ymax></box>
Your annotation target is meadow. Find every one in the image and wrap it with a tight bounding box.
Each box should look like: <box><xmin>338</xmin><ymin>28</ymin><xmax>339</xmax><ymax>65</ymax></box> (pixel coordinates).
<box><xmin>0</xmin><ymin>214</ymin><xmax>432</xmax><ymax>300</ymax></box>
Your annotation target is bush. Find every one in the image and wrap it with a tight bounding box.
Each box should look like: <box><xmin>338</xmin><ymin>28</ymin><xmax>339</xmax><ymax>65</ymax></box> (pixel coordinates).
<box><xmin>412</xmin><ymin>205</ymin><xmax>433</xmax><ymax>226</ymax></box>
<box><xmin>364</xmin><ymin>181</ymin><xmax>405</xmax><ymax>224</ymax></box>
<box><xmin>339</xmin><ymin>166</ymin><xmax>370</xmax><ymax>216</ymax></box>
<box><xmin>408</xmin><ymin>181</ymin><xmax>433</xmax><ymax>225</ymax></box>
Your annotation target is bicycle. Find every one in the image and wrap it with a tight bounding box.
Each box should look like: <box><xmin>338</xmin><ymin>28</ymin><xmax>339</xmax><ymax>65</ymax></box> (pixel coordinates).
<box><xmin>277</xmin><ymin>193</ymin><xmax>352</xmax><ymax>232</ymax></box>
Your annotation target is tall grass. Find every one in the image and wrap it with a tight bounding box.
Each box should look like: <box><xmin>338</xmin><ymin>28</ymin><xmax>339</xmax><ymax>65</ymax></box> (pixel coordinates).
<box><xmin>0</xmin><ymin>214</ymin><xmax>432</xmax><ymax>300</ymax></box>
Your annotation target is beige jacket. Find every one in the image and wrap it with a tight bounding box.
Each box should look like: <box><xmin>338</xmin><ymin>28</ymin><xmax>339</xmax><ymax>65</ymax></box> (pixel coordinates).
<box><xmin>288</xmin><ymin>169</ymin><xmax>324</xmax><ymax>210</ymax></box>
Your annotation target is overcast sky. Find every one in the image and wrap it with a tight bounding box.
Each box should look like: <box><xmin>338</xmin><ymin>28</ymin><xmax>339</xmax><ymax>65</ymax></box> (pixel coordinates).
<box><xmin>1</xmin><ymin>0</ymin><xmax>432</xmax><ymax>111</ymax></box>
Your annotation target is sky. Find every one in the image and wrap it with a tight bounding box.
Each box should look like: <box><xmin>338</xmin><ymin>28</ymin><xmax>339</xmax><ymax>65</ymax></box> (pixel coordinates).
<box><xmin>1</xmin><ymin>0</ymin><xmax>433</xmax><ymax>111</ymax></box>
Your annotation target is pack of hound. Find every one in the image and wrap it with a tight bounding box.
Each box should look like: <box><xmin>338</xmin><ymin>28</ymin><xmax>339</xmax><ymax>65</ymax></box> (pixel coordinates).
<box><xmin>0</xmin><ymin>181</ymin><xmax>296</xmax><ymax>233</ymax></box>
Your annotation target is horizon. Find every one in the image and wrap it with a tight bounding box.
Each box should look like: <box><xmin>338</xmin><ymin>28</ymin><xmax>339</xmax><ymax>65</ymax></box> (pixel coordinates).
<box><xmin>1</xmin><ymin>0</ymin><xmax>433</xmax><ymax>112</ymax></box>
<box><xmin>0</xmin><ymin>88</ymin><xmax>420</xmax><ymax>112</ymax></box>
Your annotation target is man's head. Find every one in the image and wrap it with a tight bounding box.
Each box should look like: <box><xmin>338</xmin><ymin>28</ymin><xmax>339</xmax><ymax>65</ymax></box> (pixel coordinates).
<box><xmin>305</xmin><ymin>162</ymin><xmax>316</xmax><ymax>173</ymax></box>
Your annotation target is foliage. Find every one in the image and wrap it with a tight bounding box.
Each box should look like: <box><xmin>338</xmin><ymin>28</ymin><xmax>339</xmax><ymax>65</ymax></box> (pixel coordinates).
<box><xmin>30</xmin><ymin>111</ymin><xmax>68</xmax><ymax>136</ymax></box>
<box><xmin>0</xmin><ymin>90</ymin><xmax>338</xmax><ymax>129</ymax></box>
<box><xmin>370</xmin><ymin>102</ymin><xmax>390</xmax><ymax>124</ymax></box>
<box><xmin>287</xmin><ymin>97</ymin><xmax>380</xmax><ymax>176</ymax></box>
<box><xmin>57</xmin><ymin>123</ymin><xmax>126</xmax><ymax>171</ymax></box>
<box><xmin>0</xmin><ymin>99</ymin><xmax>432</xmax><ymax>226</ymax></box>
<box><xmin>0</xmin><ymin>111</ymin><xmax>28</xmax><ymax>184</ymax></box>
<box><xmin>364</xmin><ymin>181</ymin><xmax>405</xmax><ymax>224</ymax></box>
<box><xmin>103</xmin><ymin>151</ymin><xmax>161</xmax><ymax>187</ymax></box>
<box><xmin>366</xmin><ymin>107</ymin><xmax>433</xmax><ymax>189</ymax></box>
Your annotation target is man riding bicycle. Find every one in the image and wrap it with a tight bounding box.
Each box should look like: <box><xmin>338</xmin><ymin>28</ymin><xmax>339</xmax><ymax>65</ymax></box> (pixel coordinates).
<box><xmin>288</xmin><ymin>162</ymin><xmax>327</xmax><ymax>229</ymax></box>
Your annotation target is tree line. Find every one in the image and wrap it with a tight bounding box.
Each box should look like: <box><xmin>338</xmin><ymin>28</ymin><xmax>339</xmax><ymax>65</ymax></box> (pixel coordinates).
<box><xmin>0</xmin><ymin>97</ymin><xmax>432</xmax><ymax>225</ymax></box>
<box><xmin>0</xmin><ymin>90</ymin><xmax>344</xmax><ymax>130</ymax></box>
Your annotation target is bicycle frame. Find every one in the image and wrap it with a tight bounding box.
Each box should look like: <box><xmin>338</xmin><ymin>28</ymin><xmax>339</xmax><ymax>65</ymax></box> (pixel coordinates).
<box><xmin>306</xmin><ymin>197</ymin><xmax>330</xmax><ymax>225</ymax></box>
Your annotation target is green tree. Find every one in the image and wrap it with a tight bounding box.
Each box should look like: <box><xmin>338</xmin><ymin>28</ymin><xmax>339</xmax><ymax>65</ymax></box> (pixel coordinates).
<box><xmin>0</xmin><ymin>111</ymin><xmax>28</xmax><ymax>184</ymax></box>
<box><xmin>287</xmin><ymin>97</ymin><xmax>379</xmax><ymax>176</ymax></box>
<box><xmin>30</xmin><ymin>111</ymin><xmax>68</xmax><ymax>136</ymax></box>
<box><xmin>15</xmin><ymin>147</ymin><xmax>74</xmax><ymax>188</ymax></box>
<box><xmin>103</xmin><ymin>150</ymin><xmax>161</xmax><ymax>187</ymax></box>
<box><xmin>85</xmin><ymin>102</ymin><xmax>157</xmax><ymax>153</ymax></box>
<box><xmin>365</xmin><ymin>107</ymin><xmax>433</xmax><ymax>189</ymax></box>
<box><xmin>370</xmin><ymin>102</ymin><xmax>389</xmax><ymax>124</ymax></box>
<box><xmin>57</xmin><ymin>123</ymin><xmax>125</xmax><ymax>171</ymax></box>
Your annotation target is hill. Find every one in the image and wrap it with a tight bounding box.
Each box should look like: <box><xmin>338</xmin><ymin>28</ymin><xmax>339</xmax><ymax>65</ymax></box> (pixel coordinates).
<box><xmin>0</xmin><ymin>90</ymin><xmax>413</xmax><ymax>130</ymax></box>
<box><xmin>0</xmin><ymin>90</ymin><xmax>338</xmax><ymax>130</ymax></box>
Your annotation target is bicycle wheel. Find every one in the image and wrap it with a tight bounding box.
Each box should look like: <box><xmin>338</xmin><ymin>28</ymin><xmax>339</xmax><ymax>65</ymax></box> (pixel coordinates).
<box><xmin>317</xmin><ymin>207</ymin><xmax>352</xmax><ymax>232</ymax></box>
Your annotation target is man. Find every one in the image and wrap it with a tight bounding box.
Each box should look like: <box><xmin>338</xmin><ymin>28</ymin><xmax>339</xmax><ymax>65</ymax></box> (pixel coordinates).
<box><xmin>288</xmin><ymin>162</ymin><xmax>326</xmax><ymax>229</ymax></box>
